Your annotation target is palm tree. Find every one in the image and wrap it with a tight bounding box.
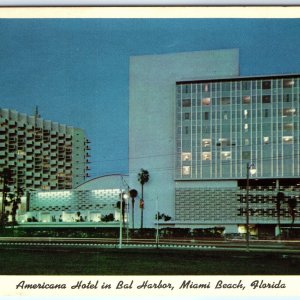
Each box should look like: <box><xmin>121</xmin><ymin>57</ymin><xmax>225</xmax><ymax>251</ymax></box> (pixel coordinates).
<box><xmin>129</xmin><ymin>189</ymin><xmax>138</xmax><ymax>229</ymax></box>
<box><xmin>287</xmin><ymin>196</ymin><xmax>297</xmax><ymax>233</ymax></box>
<box><xmin>138</xmin><ymin>169</ymin><xmax>150</xmax><ymax>229</ymax></box>
<box><xmin>276</xmin><ymin>192</ymin><xmax>285</xmax><ymax>238</ymax></box>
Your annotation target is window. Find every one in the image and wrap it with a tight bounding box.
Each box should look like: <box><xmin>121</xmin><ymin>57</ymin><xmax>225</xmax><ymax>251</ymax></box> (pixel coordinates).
<box><xmin>264</xmin><ymin>137</ymin><xmax>269</xmax><ymax>144</ymax></box>
<box><xmin>184</xmin><ymin>126</ymin><xmax>189</xmax><ymax>134</ymax></box>
<box><xmin>262</xmin><ymin>80</ymin><xmax>271</xmax><ymax>89</ymax></box>
<box><xmin>202</xmin><ymin>97</ymin><xmax>211</xmax><ymax>105</ymax></box>
<box><xmin>202</xmin><ymin>83</ymin><xmax>210</xmax><ymax>93</ymax></box>
<box><xmin>283</xmin><ymin>79</ymin><xmax>295</xmax><ymax>88</ymax></box>
<box><xmin>282</xmin><ymin>136</ymin><xmax>293</xmax><ymax>144</ymax></box>
<box><xmin>263</xmin><ymin>96</ymin><xmax>271</xmax><ymax>103</ymax></box>
<box><xmin>181</xmin><ymin>152</ymin><xmax>192</xmax><ymax>161</ymax></box>
<box><xmin>221</xmin><ymin>151</ymin><xmax>231</xmax><ymax>160</ymax></box>
<box><xmin>204</xmin><ymin>112</ymin><xmax>209</xmax><ymax>120</ymax></box>
<box><xmin>242</xmin><ymin>81</ymin><xmax>251</xmax><ymax>90</ymax></box>
<box><xmin>264</xmin><ymin>109</ymin><xmax>269</xmax><ymax>118</ymax></box>
<box><xmin>243</xmin><ymin>96</ymin><xmax>251</xmax><ymax>104</ymax></box>
<box><xmin>283</xmin><ymin>123</ymin><xmax>293</xmax><ymax>131</ymax></box>
<box><xmin>283</xmin><ymin>94</ymin><xmax>290</xmax><ymax>102</ymax></box>
<box><xmin>182</xmin><ymin>166</ymin><xmax>191</xmax><ymax>175</ymax></box>
<box><xmin>221</xmin><ymin>97</ymin><xmax>230</xmax><ymax>105</ymax></box>
<box><xmin>218</xmin><ymin>138</ymin><xmax>230</xmax><ymax>146</ymax></box>
<box><xmin>245</xmin><ymin>138</ymin><xmax>249</xmax><ymax>146</ymax></box>
<box><xmin>282</xmin><ymin>108</ymin><xmax>296</xmax><ymax>117</ymax></box>
<box><xmin>184</xmin><ymin>113</ymin><xmax>190</xmax><ymax>120</ymax></box>
<box><xmin>202</xmin><ymin>152</ymin><xmax>212</xmax><ymax>160</ymax></box>
<box><xmin>244</xmin><ymin>110</ymin><xmax>248</xmax><ymax>119</ymax></box>
<box><xmin>244</xmin><ymin>124</ymin><xmax>249</xmax><ymax>132</ymax></box>
<box><xmin>182</xmin><ymin>99</ymin><xmax>191</xmax><ymax>107</ymax></box>
<box><xmin>183</xmin><ymin>85</ymin><xmax>191</xmax><ymax>94</ymax></box>
<box><xmin>242</xmin><ymin>151</ymin><xmax>251</xmax><ymax>160</ymax></box>
<box><xmin>202</xmin><ymin>139</ymin><xmax>211</xmax><ymax>147</ymax></box>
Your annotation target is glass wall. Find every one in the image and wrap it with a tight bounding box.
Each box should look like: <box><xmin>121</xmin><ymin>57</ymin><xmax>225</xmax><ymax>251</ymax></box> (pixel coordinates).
<box><xmin>176</xmin><ymin>76</ymin><xmax>300</xmax><ymax>180</ymax></box>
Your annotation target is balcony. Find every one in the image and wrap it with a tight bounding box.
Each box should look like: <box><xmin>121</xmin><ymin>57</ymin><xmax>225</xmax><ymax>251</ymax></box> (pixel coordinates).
<box><xmin>8</xmin><ymin>129</ymin><xmax>17</xmax><ymax>135</ymax></box>
<box><xmin>0</xmin><ymin>159</ymin><xmax>6</xmax><ymax>165</ymax></box>
<box><xmin>26</xmin><ymin>171</ymin><xmax>33</xmax><ymax>177</ymax></box>
<box><xmin>8</xmin><ymin>153</ymin><xmax>16</xmax><ymax>159</ymax></box>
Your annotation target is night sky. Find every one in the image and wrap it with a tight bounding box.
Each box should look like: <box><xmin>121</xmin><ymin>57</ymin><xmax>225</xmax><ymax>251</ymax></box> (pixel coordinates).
<box><xmin>1</xmin><ymin>18</ymin><xmax>300</xmax><ymax>177</ymax></box>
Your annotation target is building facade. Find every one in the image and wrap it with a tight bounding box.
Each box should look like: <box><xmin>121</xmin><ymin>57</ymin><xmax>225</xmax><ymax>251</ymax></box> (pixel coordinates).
<box><xmin>129</xmin><ymin>49</ymin><xmax>299</xmax><ymax>235</ymax></box>
<box><xmin>18</xmin><ymin>174</ymin><xmax>128</xmax><ymax>225</ymax></box>
<box><xmin>0</xmin><ymin>108</ymin><xmax>90</xmax><ymax>192</ymax></box>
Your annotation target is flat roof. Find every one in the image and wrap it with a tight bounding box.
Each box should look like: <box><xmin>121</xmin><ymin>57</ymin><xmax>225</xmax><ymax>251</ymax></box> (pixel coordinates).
<box><xmin>176</xmin><ymin>73</ymin><xmax>300</xmax><ymax>85</ymax></box>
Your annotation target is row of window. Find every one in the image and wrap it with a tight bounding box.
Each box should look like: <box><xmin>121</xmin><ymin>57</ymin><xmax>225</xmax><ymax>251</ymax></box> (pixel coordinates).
<box><xmin>180</xmin><ymin>110</ymin><xmax>297</xmax><ymax>122</ymax></box>
<box><xmin>181</xmin><ymin>143</ymin><xmax>295</xmax><ymax>163</ymax></box>
<box><xmin>177</xmin><ymin>78</ymin><xmax>298</xmax><ymax>94</ymax></box>
<box><xmin>179</xmin><ymin>93</ymin><xmax>297</xmax><ymax>107</ymax></box>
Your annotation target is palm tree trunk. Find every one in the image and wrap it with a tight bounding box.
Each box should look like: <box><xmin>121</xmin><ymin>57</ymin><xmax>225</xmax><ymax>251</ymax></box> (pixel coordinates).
<box><xmin>141</xmin><ymin>184</ymin><xmax>144</xmax><ymax>229</ymax></box>
<box><xmin>276</xmin><ymin>204</ymin><xmax>281</xmax><ymax>238</ymax></box>
<box><xmin>131</xmin><ymin>198</ymin><xmax>135</xmax><ymax>229</ymax></box>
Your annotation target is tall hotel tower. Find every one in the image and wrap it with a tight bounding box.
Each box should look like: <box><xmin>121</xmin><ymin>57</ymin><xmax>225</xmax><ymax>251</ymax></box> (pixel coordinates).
<box><xmin>129</xmin><ymin>49</ymin><xmax>299</xmax><ymax>234</ymax></box>
<box><xmin>0</xmin><ymin>108</ymin><xmax>90</xmax><ymax>191</ymax></box>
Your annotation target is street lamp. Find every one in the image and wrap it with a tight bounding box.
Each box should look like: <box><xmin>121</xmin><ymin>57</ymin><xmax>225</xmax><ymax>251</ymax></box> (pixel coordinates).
<box><xmin>119</xmin><ymin>191</ymin><xmax>128</xmax><ymax>249</ymax></box>
<box><xmin>246</xmin><ymin>162</ymin><xmax>256</xmax><ymax>252</ymax></box>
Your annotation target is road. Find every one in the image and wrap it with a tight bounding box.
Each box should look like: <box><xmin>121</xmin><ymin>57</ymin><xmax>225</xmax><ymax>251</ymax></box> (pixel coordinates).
<box><xmin>0</xmin><ymin>236</ymin><xmax>299</xmax><ymax>253</ymax></box>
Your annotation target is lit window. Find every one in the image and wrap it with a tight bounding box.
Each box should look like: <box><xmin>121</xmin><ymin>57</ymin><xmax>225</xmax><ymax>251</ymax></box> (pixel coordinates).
<box><xmin>181</xmin><ymin>152</ymin><xmax>192</xmax><ymax>161</ymax></box>
<box><xmin>202</xmin><ymin>97</ymin><xmax>211</xmax><ymax>105</ymax></box>
<box><xmin>244</xmin><ymin>124</ymin><xmax>248</xmax><ymax>132</ymax></box>
<box><xmin>264</xmin><ymin>137</ymin><xmax>269</xmax><ymax>144</ymax></box>
<box><xmin>203</xmin><ymin>84</ymin><xmax>209</xmax><ymax>93</ymax></box>
<box><xmin>182</xmin><ymin>166</ymin><xmax>191</xmax><ymax>175</ymax></box>
<box><xmin>244</xmin><ymin>110</ymin><xmax>248</xmax><ymax>118</ymax></box>
<box><xmin>219</xmin><ymin>138</ymin><xmax>230</xmax><ymax>146</ymax></box>
<box><xmin>202</xmin><ymin>139</ymin><xmax>211</xmax><ymax>147</ymax></box>
<box><xmin>283</xmin><ymin>123</ymin><xmax>293</xmax><ymax>131</ymax></box>
<box><xmin>282</xmin><ymin>136</ymin><xmax>293</xmax><ymax>144</ymax></box>
<box><xmin>202</xmin><ymin>152</ymin><xmax>212</xmax><ymax>161</ymax></box>
<box><xmin>283</xmin><ymin>79</ymin><xmax>294</xmax><ymax>88</ymax></box>
<box><xmin>245</xmin><ymin>138</ymin><xmax>249</xmax><ymax>145</ymax></box>
<box><xmin>221</xmin><ymin>151</ymin><xmax>231</xmax><ymax>160</ymax></box>
<box><xmin>282</xmin><ymin>108</ymin><xmax>296</xmax><ymax>117</ymax></box>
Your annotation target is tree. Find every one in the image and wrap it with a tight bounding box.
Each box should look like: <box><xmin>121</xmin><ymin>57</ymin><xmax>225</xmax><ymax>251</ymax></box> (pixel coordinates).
<box><xmin>276</xmin><ymin>192</ymin><xmax>285</xmax><ymax>237</ymax></box>
<box><xmin>1</xmin><ymin>168</ymin><xmax>13</xmax><ymax>227</ymax></box>
<box><xmin>5</xmin><ymin>187</ymin><xmax>23</xmax><ymax>227</ymax></box>
<box><xmin>138</xmin><ymin>169</ymin><xmax>150</xmax><ymax>229</ymax></box>
<box><xmin>287</xmin><ymin>196</ymin><xmax>297</xmax><ymax>231</ymax></box>
<box><xmin>129</xmin><ymin>189</ymin><xmax>138</xmax><ymax>229</ymax></box>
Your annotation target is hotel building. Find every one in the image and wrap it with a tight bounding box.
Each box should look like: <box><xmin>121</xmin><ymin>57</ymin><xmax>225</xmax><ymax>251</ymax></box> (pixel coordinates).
<box><xmin>129</xmin><ymin>49</ymin><xmax>299</xmax><ymax>235</ymax></box>
<box><xmin>0</xmin><ymin>108</ymin><xmax>90</xmax><ymax>191</ymax></box>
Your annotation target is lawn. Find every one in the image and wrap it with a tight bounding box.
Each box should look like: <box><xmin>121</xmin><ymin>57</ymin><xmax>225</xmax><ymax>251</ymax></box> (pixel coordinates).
<box><xmin>0</xmin><ymin>246</ymin><xmax>299</xmax><ymax>275</ymax></box>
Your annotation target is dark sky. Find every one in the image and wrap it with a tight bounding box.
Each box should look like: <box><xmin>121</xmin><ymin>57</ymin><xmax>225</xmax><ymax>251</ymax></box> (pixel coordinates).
<box><xmin>1</xmin><ymin>18</ymin><xmax>300</xmax><ymax>177</ymax></box>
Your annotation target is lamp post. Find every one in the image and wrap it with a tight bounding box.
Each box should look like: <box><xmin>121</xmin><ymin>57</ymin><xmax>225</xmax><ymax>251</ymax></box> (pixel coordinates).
<box><xmin>119</xmin><ymin>191</ymin><xmax>128</xmax><ymax>249</ymax></box>
<box><xmin>246</xmin><ymin>162</ymin><xmax>256</xmax><ymax>252</ymax></box>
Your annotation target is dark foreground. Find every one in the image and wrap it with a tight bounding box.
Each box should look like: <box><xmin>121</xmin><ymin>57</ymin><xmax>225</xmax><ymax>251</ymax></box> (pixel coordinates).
<box><xmin>0</xmin><ymin>246</ymin><xmax>299</xmax><ymax>275</ymax></box>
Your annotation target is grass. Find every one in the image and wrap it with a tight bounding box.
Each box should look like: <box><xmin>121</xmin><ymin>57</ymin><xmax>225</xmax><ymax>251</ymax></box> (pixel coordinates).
<box><xmin>0</xmin><ymin>246</ymin><xmax>299</xmax><ymax>275</ymax></box>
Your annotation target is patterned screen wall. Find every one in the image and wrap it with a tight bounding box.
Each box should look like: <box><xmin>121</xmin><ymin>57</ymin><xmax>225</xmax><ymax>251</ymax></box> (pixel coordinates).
<box><xmin>30</xmin><ymin>189</ymin><xmax>121</xmax><ymax>212</ymax></box>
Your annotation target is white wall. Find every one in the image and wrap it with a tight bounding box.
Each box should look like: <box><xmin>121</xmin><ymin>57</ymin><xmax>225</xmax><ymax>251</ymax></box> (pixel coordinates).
<box><xmin>129</xmin><ymin>49</ymin><xmax>239</xmax><ymax>228</ymax></box>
